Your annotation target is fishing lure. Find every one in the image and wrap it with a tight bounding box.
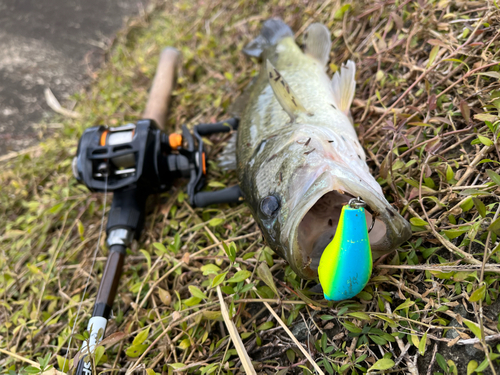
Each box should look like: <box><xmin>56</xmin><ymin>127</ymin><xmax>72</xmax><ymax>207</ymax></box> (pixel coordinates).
<box><xmin>318</xmin><ymin>198</ymin><xmax>372</xmax><ymax>301</ymax></box>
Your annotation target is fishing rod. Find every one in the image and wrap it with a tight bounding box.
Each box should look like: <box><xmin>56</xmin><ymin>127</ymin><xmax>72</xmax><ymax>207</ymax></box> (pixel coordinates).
<box><xmin>70</xmin><ymin>47</ymin><xmax>242</xmax><ymax>375</ymax></box>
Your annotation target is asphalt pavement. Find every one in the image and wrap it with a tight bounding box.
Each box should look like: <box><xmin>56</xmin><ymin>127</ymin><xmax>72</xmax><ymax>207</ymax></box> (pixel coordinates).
<box><xmin>0</xmin><ymin>0</ymin><xmax>148</xmax><ymax>155</ymax></box>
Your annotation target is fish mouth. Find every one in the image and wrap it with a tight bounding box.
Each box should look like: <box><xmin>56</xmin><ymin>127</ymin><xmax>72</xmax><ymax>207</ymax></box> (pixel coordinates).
<box><xmin>284</xmin><ymin>171</ymin><xmax>412</xmax><ymax>280</ymax></box>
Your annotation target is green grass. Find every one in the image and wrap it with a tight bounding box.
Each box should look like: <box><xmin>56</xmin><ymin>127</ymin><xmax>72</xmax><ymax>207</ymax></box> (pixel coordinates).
<box><xmin>1</xmin><ymin>0</ymin><xmax>500</xmax><ymax>374</ymax></box>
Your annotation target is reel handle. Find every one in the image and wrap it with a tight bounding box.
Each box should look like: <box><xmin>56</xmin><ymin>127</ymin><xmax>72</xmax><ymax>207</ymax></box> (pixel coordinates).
<box><xmin>143</xmin><ymin>47</ymin><xmax>180</xmax><ymax>131</ymax></box>
<box><xmin>195</xmin><ymin>118</ymin><xmax>239</xmax><ymax>135</ymax></box>
<box><xmin>193</xmin><ymin>185</ymin><xmax>243</xmax><ymax>207</ymax></box>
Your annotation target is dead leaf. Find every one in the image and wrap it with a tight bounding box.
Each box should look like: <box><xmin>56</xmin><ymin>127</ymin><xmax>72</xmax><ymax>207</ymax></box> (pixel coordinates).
<box><xmin>447</xmin><ymin>336</ymin><xmax>460</xmax><ymax>347</ymax></box>
<box><xmin>172</xmin><ymin>311</ymin><xmax>181</xmax><ymax>322</ymax></box>
<box><xmin>158</xmin><ymin>288</ymin><xmax>172</xmax><ymax>306</ymax></box>
<box><xmin>98</xmin><ymin>331</ymin><xmax>126</xmax><ymax>347</ymax></box>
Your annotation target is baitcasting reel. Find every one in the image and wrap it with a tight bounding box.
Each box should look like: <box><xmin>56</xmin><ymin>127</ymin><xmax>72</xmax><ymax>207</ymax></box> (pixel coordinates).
<box><xmin>72</xmin><ymin>117</ymin><xmax>242</xmax><ymax>207</ymax></box>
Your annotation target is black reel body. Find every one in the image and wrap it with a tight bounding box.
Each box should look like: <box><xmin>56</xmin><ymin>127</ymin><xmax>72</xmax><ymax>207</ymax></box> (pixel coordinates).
<box><xmin>73</xmin><ymin>117</ymin><xmax>241</xmax><ymax>207</ymax></box>
<box><xmin>72</xmin><ymin>119</ymin><xmax>197</xmax><ymax>194</ymax></box>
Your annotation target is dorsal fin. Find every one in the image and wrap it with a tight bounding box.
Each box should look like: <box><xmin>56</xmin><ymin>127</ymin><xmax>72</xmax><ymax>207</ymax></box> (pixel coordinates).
<box><xmin>331</xmin><ymin>60</ymin><xmax>356</xmax><ymax>115</ymax></box>
<box><xmin>266</xmin><ymin>60</ymin><xmax>307</xmax><ymax>122</ymax></box>
<box><xmin>303</xmin><ymin>23</ymin><xmax>331</xmax><ymax>66</ymax></box>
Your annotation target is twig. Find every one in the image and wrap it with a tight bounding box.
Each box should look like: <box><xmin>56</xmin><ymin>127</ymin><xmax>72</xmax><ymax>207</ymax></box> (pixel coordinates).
<box><xmin>217</xmin><ymin>286</ymin><xmax>257</xmax><ymax>375</ymax></box>
<box><xmin>44</xmin><ymin>88</ymin><xmax>81</xmax><ymax>118</ymax></box>
<box><xmin>457</xmin><ymin>334</ymin><xmax>500</xmax><ymax>345</ymax></box>
<box><xmin>0</xmin><ymin>145</ymin><xmax>42</xmax><ymax>163</ymax></box>
<box><xmin>353</xmin><ymin>98</ymin><xmax>403</xmax><ymax>115</ymax></box>
<box><xmin>425</xmin><ymin>343</ymin><xmax>439</xmax><ymax>375</ymax></box>
<box><xmin>376</xmin><ymin>264</ymin><xmax>500</xmax><ymax>273</ymax></box>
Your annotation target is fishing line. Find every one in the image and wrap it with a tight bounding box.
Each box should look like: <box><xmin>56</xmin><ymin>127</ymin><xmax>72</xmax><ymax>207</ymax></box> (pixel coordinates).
<box><xmin>63</xmin><ymin>172</ymin><xmax>109</xmax><ymax>371</ymax></box>
<box><xmin>348</xmin><ymin>197</ymin><xmax>376</xmax><ymax>233</ymax></box>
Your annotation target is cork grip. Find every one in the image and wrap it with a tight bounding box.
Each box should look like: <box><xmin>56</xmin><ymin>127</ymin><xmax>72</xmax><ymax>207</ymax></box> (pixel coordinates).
<box><xmin>143</xmin><ymin>47</ymin><xmax>180</xmax><ymax>131</ymax></box>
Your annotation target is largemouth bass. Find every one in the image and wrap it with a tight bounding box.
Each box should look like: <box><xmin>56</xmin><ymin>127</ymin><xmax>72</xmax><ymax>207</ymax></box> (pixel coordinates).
<box><xmin>226</xmin><ymin>19</ymin><xmax>411</xmax><ymax>288</ymax></box>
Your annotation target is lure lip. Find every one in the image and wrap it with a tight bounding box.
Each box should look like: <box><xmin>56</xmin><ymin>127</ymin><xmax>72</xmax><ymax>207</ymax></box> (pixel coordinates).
<box><xmin>284</xmin><ymin>167</ymin><xmax>412</xmax><ymax>280</ymax></box>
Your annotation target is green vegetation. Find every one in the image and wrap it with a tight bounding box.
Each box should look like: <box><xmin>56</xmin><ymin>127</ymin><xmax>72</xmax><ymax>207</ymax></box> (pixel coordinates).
<box><xmin>1</xmin><ymin>0</ymin><xmax>500</xmax><ymax>374</ymax></box>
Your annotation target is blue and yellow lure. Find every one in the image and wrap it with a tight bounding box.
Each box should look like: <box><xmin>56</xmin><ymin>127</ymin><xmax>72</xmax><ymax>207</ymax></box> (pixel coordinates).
<box><xmin>318</xmin><ymin>198</ymin><xmax>372</xmax><ymax>301</ymax></box>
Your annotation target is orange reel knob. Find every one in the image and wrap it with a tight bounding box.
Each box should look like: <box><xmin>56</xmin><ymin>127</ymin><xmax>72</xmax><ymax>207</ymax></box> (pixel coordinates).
<box><xmin>169</xmin><ymin>133</ymin><xmax>183</xmax><ymax>149</ymax></box>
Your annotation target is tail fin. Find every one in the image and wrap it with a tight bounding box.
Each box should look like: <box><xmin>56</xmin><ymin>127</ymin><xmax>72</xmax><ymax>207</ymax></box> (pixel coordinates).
<box><xmin>243</xmin><ymin>18</ymin><xmax>293</xmax><ymax>58</ymax></box>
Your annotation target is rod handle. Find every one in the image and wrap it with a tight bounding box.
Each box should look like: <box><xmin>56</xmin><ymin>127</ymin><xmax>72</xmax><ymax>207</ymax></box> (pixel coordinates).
<box><xmin>143</xmin><ymin>47</ymin><xmax>180</xmax><ymax>131</ymax></box>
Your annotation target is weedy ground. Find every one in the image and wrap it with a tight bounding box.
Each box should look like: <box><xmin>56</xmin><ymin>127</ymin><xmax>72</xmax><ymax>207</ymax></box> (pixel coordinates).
<box><xmin>1</xmin><ymin>0</ymin><xmax>500</xmax><ymax>374</ymax></box>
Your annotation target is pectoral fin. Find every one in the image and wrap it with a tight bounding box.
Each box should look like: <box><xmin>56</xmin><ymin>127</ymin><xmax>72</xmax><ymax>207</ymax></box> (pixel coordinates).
<box><xmin>266</xmin><ymin>60</ymin><xmax>308</xmax><ymax>122</ymax></box>
<box><xmin>331</xmin><ymin>60</ymin><xmax>356</xmax><ymax>116</ymax></box>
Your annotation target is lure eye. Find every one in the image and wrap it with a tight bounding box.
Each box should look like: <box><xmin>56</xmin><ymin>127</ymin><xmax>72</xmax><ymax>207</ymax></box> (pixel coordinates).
<box><xmin>260</xmin><ymin>195</ymin><xmax>280</xmax><ymax>217</ymax></box>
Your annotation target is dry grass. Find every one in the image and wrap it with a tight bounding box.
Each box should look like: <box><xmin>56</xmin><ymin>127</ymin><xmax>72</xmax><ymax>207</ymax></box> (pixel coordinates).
<box><xmin>1</xmin><ymin>0</ymin><xmax>500</xmax><ymax>374</ymax></box>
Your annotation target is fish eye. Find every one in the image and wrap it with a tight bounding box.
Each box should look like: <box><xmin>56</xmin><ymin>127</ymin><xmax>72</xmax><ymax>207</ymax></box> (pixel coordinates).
<box><xmin>260</xmin><ymin>195</ymin><xmax>280</xmax><ymax>217</ymax></box>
